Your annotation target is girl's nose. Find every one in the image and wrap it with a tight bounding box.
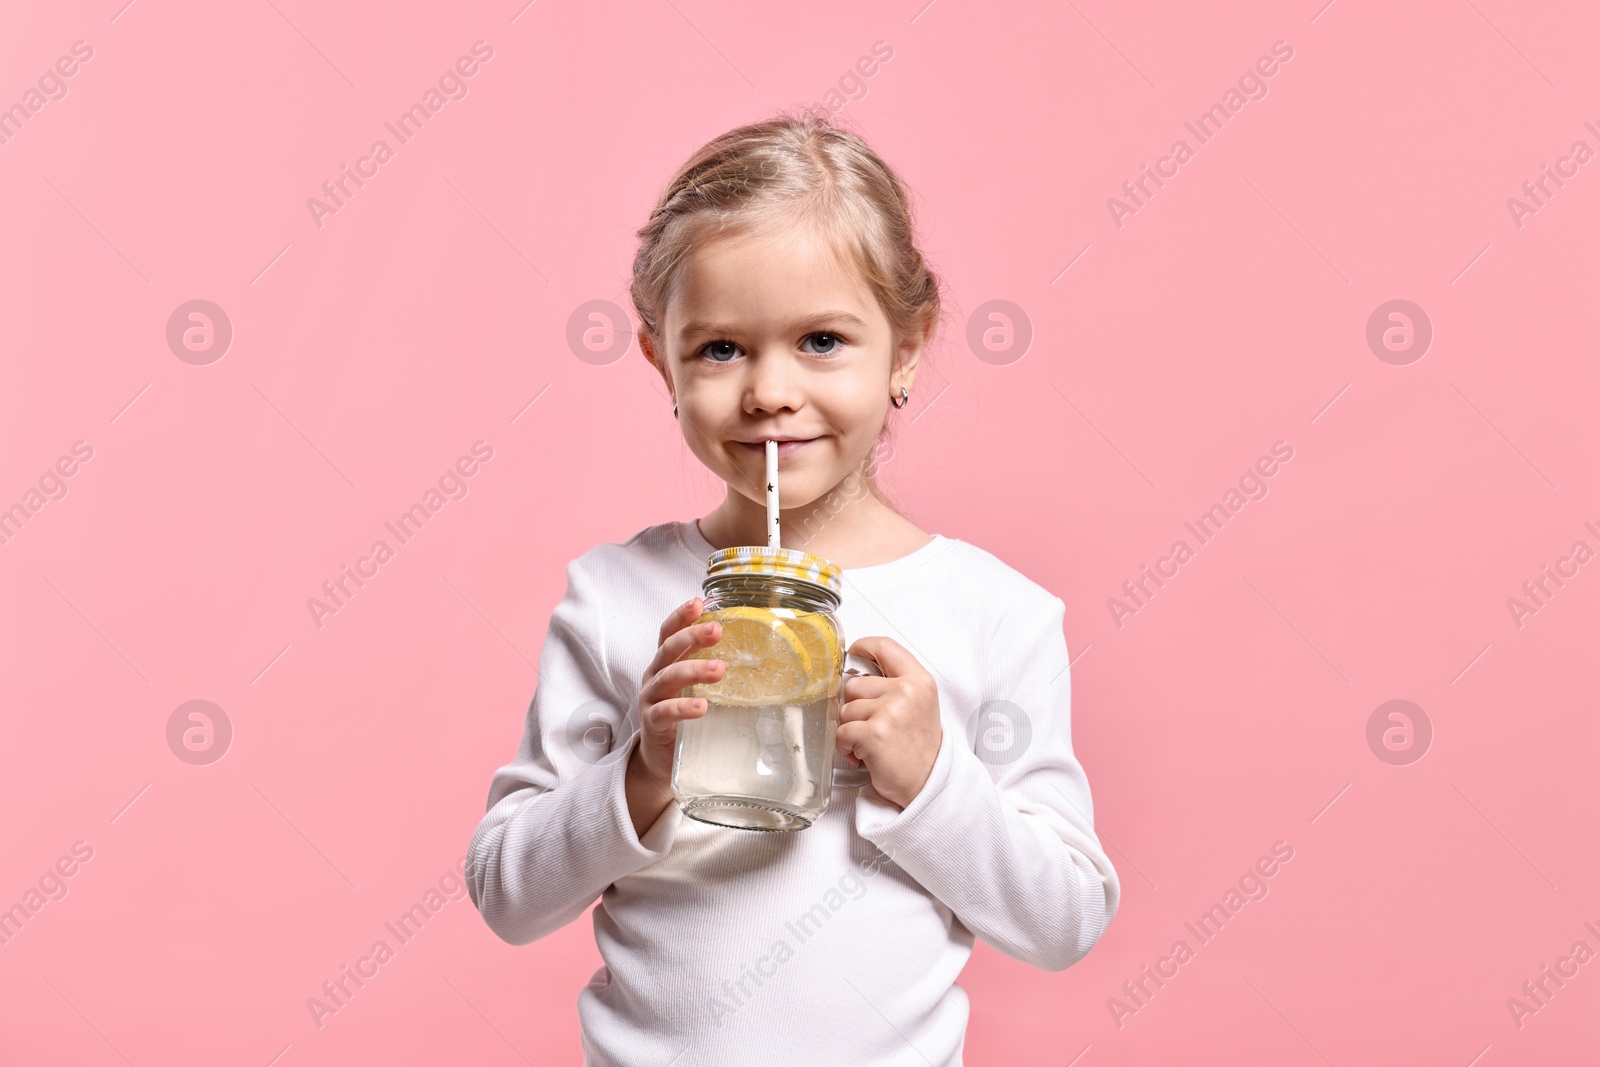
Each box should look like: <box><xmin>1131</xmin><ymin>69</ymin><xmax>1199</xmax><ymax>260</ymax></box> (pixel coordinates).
<box><xmin>742</xmin><ymin>352</ymin><xmax>804</xmax><ymax>414</ymax></box>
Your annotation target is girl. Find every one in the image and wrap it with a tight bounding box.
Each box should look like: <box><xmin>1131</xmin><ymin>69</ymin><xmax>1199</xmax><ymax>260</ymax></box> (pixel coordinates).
<box><xmin>467</xmin><ymin>112</ymin><xmax>1120</xmax><ymax>1067</ymax></box>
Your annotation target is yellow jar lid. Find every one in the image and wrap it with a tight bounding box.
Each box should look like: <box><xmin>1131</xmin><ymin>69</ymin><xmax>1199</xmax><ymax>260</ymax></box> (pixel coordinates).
<box><xmin>703</xmin><ymin>546</ymin><xmax>842</xmax><ymax>598</ymax></box>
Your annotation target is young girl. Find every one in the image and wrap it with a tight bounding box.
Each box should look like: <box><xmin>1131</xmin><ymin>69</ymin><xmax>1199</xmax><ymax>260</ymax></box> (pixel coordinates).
<box><xmin>466</xmin><ymin>112</ymin><xmax>1120</xmax><ymax>1067</ymax></box>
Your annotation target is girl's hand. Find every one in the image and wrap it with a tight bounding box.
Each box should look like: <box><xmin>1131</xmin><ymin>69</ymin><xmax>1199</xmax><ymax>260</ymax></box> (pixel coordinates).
<box><xmin>630</xmin><ymin>597</ymin><xmax>726</xmax><ymax>786</ymax></box>
<box><xmin>837</xmin><ymin>636</ymin><xmax>943</xmax><ymax>810</ymax></box>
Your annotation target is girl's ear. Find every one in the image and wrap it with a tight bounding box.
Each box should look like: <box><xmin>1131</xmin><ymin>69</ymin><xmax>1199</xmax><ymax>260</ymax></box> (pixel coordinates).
<box><xmin>892</xmin><ymin>321</ymin><xmax>931</xmax><ymax>392</ymax></box>
<box><xmin>638</xmin><ymin>328</ymin><xmax>661</xmax><ymax>369</ymax></box>
<box><xmin>638</xmin><ymin>330</ymin><xmax>677</xmax><ymax>404</ymax></box>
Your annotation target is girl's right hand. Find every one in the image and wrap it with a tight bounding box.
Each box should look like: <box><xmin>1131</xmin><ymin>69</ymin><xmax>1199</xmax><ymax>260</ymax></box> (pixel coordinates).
<box><xmin>630</xmin><ymin>597</ymin><xmax>726</xmax><ymax>785</ymax></box>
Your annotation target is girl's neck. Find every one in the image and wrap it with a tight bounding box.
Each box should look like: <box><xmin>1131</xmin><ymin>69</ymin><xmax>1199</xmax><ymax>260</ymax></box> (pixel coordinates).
<box><xmin>697</xmin><ymin>476</ymin><xmax>932</xmax><ymax>570</ymax></box>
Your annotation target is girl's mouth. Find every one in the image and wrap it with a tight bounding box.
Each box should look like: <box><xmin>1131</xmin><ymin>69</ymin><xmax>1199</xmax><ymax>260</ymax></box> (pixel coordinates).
<box><xmin>736</xmin><ymin>438</ymin><xmax>815</xmax><ymax>459</ymax></box>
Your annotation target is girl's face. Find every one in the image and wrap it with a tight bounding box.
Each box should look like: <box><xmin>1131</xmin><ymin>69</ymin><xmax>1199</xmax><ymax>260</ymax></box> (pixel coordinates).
<box><xmin>641</xmin><ymin>220</ymin><xmax>922</xmax><ymax>511</ymax></box>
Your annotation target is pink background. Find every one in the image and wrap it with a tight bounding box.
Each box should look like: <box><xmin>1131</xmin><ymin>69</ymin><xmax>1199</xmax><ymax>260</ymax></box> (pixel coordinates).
<box><xmin>2</xmin><ymin>0</ymin><xmax>1596</xmax><ymax>1064</ymax></box>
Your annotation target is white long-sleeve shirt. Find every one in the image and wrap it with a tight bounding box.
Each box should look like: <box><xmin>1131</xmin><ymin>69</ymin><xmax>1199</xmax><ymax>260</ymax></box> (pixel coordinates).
<box><xmin>466</xmin><ymin>519</ymin><xmax>1120</xmax><ymax>1067</ymax></box>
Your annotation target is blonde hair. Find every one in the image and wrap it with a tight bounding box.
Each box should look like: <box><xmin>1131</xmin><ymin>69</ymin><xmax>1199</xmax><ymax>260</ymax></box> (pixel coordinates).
<box><xmin>630</xmin><ymin>109</ymin><xmax>945</xmax><ymax>500</ymax></box>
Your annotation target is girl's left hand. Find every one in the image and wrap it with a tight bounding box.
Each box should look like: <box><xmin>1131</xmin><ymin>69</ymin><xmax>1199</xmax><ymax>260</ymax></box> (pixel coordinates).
<box><xmin>837</xmin><ymin>636</ymin><xmax>943</xmax><ymax>810</ymax></box>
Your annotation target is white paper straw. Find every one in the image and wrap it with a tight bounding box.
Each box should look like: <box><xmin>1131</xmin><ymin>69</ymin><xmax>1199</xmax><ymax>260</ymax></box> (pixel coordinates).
<box><xmin>766</xmin><ymin>439</ymin><xmax>780</xmax><ymax>548</ymax></box>
<box><xmin>782</xmin><ymin>703</ymin><xmax>809</xmax><ymax>805</ymax></box>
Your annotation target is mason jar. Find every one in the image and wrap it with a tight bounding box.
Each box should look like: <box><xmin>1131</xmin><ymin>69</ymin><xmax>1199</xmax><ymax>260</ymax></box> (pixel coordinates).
<box><xmin>672</xmin><ymin>546</ymin><xmax>845</xmax><ymax>831</ymax></box>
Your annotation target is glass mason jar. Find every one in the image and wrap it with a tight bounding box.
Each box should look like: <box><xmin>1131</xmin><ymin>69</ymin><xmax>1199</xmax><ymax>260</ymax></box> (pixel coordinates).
<box><xmin>672</xmin><ymin>546</ymin><xmax>845</xmax><ymax>831</ymax></box>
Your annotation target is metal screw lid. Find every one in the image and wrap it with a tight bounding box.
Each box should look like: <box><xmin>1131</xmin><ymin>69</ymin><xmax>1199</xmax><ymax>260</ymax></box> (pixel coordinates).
<box><xmin>703</xmin><ymin>545</ymin><xmax>843</xmax><ymax>598</ymax></box>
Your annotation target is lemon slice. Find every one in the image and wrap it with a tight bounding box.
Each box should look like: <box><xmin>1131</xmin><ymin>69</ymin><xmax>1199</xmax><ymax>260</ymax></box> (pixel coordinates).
<box><xmin>787</xmin><ymin>611</ymin><xmax>843</xmax><ymax>701</ymax></box>
<box><xmin>683</xmin><ymin>606</ymin><xmax>812</xmax><ymax>706</ymax></box>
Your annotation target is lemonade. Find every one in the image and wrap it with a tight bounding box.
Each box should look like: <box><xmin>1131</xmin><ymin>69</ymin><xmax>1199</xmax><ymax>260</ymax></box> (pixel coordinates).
<box><xmin>673</xmin><ymin>692</ymin><xmax>839</xmax><ymax>826</ymax></box>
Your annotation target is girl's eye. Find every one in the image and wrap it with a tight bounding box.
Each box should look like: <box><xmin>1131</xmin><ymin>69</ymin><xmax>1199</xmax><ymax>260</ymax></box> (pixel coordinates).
<box><xmin>802</xmin><ymin>332</ymin><xmax>843</xmax><ymax>356</ymax></box>
<box><xmin>700</xmin><ymin>340</ymin><xmax>740</xmax><ymax>363</ymax></box>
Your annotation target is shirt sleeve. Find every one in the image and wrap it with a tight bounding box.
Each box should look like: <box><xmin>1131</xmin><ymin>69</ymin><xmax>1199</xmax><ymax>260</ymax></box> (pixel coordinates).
<box><xmin>853</xmin><ymin>593</ymin><xmax>1121</xmax><ymax>972</ymax></box>
<box><xmin>465</xmin><ymin>553</ymin><xmax>675</xmax><ymax>946</ymax></box>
